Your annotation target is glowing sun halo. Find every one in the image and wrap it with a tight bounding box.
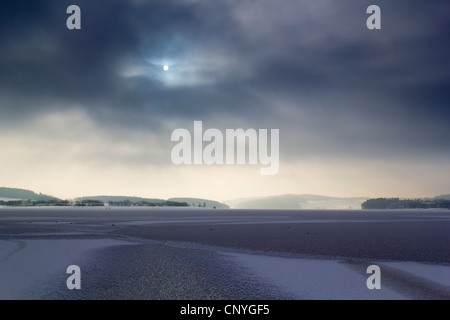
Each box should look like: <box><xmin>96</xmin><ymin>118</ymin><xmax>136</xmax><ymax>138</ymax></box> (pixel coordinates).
<box><xmin>163</xmin><ymin>65</ymin><xmax>169</xmax><ymax>71</ymax></box>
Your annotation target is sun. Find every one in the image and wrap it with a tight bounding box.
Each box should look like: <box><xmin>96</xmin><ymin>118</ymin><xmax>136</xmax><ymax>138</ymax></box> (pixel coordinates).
<box><xmin>163</xmin><ymin>65</ymin><xmax>169</xmax><ymax>71</ymax></box>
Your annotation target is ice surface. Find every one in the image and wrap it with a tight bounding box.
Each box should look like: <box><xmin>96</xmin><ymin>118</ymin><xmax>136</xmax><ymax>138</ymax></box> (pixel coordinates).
<box><xmin>0</xmin><ymin>239</ymin><xmax>129</xmax><ymax>299</ymax></box>
<box><xmin>224</xmin><ymin>252</ymin><xmax>405</xmax><ymax>299</ymax></box>
<box><xmin>224</xmin><ymin>252</ymin><xmax>450</xmax><ymax>300</ymax></box>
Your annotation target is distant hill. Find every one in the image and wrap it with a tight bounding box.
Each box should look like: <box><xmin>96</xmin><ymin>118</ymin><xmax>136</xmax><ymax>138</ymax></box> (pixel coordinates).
<box><xmin>2</xmin><ymin>187</ymin><xmax>447</xmax><ymax>210</ymax></box>
<box><xmin>168</xmin><ymin>198</ymin><xmax>230</xmax><ymax>209</ymax></box>
<box><xmin>225</xmin><ymin>194</ymin><xmax>368</xmax><ymax>209</ymax></box>
<box><xmin>434</xmin><ymin>194</ymin><xmax>450</xmax><ymax>200</ymax></box>
<box><xmin>0</xmin><ymin>187</ymin><xmax>60</xmax><ymax>201</ymax></box>
<box><xmin>74</xmin><ymin>196</ymin><xmax>166</xmax><ymax>204</ymax></box>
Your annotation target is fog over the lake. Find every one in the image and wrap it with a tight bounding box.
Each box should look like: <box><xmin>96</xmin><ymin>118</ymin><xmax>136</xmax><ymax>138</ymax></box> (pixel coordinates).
<box><xmin>0</xmin><ymin>0</ymin><xmax>449</xmax><ymax>200</ymax></box>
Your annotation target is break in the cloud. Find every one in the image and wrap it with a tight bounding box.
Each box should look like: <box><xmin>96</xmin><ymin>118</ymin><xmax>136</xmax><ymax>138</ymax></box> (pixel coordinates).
<box><xmin>0</xmin><ymin>0</ymin><xmax>449</xmax><ymax>200</ymax></box>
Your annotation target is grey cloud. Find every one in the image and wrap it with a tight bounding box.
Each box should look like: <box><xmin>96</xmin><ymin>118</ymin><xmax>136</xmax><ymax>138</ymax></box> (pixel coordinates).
<box><xmin>0</xmin><ymin>0</ymin><xmax>449</xmax><ymax>164</ymax></box>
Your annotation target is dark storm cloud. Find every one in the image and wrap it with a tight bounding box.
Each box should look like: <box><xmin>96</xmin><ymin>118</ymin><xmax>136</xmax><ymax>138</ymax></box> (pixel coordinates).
<box><xmin>0</xmin><ymin>0</ymin><xmax>251</xmax><ymax>124</ymax></box>
<box><xmin>0</xmin><ymin>0</ymin><xmax>449</xmax><ymax>160</ymax></box>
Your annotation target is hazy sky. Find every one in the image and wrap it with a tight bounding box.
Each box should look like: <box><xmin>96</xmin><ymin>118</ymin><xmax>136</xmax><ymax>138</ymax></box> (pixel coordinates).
<box><xmin>0</xmin><ymin>0</ymin><xmax>449</xmax><ymax>201</ymax></box>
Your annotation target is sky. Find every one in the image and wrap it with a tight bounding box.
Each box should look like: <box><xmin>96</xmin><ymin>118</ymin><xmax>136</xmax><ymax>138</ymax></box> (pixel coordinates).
<box><xmin>0</xmin><ymin>0</ymin><xmax>449</xmax><ymax>201</ymax></box>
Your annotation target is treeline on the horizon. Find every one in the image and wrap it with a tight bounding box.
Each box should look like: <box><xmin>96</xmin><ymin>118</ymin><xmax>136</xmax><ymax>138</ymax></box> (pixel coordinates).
<box><xmin>0</xmin><ymin>200</ymin><xmax>71</xmax><ymax>207</ymax></box>
<box><xmin>0</xmin><ymin>199</ymin><xmax>189</xmax><ymax>207</ymax></box>
<box><xmin>107</xmin><ymin>200</ymin><xmax>188</xmax><ymax>207</ymax></box>
<box><xmin>362</xmin><ymin>198</ymin><xmax>450</xmax><ymax>209</ymax></box>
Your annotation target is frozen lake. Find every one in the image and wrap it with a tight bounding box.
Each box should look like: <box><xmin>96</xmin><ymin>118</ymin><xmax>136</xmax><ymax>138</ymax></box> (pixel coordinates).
<box><xmin>0</xmin><ymin>208</ymin><xmax>449</xmax><ymax>299</ymax></box>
